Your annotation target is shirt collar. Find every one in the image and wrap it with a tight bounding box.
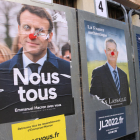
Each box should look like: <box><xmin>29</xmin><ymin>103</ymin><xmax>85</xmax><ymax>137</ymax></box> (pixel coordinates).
<box><xmin>22</xmin><ymin>52</ymin><xmax>47</xmax><ymax>68</ymax></box>
<box><xmin>9</xmin><ymin>47</ymin><xmax>58</xmax><ymax>71</ymax></box>
<box><xmin>107</xmin><ymin>62</ymin><xmax>118</xmax><ymax>73</ymax></box>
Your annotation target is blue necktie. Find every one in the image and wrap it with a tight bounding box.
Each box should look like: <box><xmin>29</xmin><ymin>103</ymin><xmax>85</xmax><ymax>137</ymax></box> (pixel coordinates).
<box><xmin>113</xmin><ymin>70</ymin><xmax>120</xmax><ymax>94</ymax></box>
<box><xmin>28</xmin><ymin>63</ymin><xmax>40</xmax><ymax>73</ymax></box>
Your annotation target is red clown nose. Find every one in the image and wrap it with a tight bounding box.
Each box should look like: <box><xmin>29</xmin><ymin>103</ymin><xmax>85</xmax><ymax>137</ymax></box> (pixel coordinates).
<box><xmin>29</xmin><ymin>33</ymin><xmax>37</xmax><ymax>40</ymax></box>
<box><xmin>111</xmin><ymin>52</ymin><xmax>114</xmax><ymax>56</ymax></box>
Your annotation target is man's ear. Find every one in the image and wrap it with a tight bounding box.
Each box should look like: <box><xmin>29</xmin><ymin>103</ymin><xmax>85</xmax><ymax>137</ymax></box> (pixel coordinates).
<box><xmin>117</xmin><ymin>51</ymin><xmax>119</xmax><ymax>57</ymax></box>
<box><xmin>104</xmin><ymin>49</ymin><xmax>106</xmax><ymax>54</ymax></box>
<box><xmin>48</xmin><ymin>32</ymin><xmax>53</xmax><ymax>42</ymax></box>
<box><xmin>104</xmin><ymin>49</ymin><xmax>107</xmax><ymax>57</ymax></box>
<box><xmin>18</xmin><ymin>25</ymin><xmax>20</xmax><ymax>36</ymax></box>
<box><xmin>60</xmin><ymin>55</ymin><xmax>63</xmax><ymax>59</ymax></box>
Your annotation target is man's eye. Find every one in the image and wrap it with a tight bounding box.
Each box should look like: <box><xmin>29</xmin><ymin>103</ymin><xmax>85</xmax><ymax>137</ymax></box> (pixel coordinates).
<box><xmin>23</xmin><ymin>25</ymin><xmax>30</xmax><ymax>30</ymax></box>
<box><xmin>39</xmin><ymin>33</ymin><xmax>46</xmax><ymax>36</ymax></box>
<box><xmin>40</xmin><ymin>30</ymin><xmax>45</xmax><ymax>33</ymax></box>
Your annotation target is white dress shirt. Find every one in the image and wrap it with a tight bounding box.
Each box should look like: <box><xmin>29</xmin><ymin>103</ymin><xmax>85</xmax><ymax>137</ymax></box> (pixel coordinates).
<box><xmin>22</xmin><ymin>52</ymin><xmax>47</xmax><ymax>79</ymax></box>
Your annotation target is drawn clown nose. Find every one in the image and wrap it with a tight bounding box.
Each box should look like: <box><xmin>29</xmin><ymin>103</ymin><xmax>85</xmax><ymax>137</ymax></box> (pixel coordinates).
<box><xmin>29</xmin><ymin>33</ymin><xmax>37</xmax><ymax>40</ymax></box>
<box><xmin>111</xmin><ymin>52</ymin><xmax>114</xmax><ymax>56</ymax></box>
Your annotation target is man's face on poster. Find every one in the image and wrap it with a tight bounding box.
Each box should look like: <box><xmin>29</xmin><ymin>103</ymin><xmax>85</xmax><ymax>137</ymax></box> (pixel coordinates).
<box><xmin>104</xmin><ymin>42</ymin><xmax>118</xmax><ymax>64</ymax></box>
<box><xmin>18</xmin><ymin>10</ymin><xmax>53</xmax><ymax>60</ymax></box>
<box><xmin>63</xmin><ymin>50</ymin><xmax>71</xmax><ymax>62</ymax></box>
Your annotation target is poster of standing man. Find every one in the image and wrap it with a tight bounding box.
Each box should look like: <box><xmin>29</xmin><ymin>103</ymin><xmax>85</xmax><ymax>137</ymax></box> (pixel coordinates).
<box><xmin>84</xmin><ymin>20</ymin><xmax>131</xmax><ymax>108</ymax></box>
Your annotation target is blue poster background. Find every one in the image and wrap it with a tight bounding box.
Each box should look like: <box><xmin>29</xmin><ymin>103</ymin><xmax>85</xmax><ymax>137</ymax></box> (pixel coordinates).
<box><xmin>96</xmin><ymin>107</ymin><xmax>126</xmax><ymax>140</ymax></box>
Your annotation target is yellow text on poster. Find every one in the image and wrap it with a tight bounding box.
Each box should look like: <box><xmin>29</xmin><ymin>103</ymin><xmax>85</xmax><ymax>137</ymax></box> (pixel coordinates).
<box><xmin>12</xmin><ymin>115</ymin><xmax>67</xmax><ymax>140</ymax></box>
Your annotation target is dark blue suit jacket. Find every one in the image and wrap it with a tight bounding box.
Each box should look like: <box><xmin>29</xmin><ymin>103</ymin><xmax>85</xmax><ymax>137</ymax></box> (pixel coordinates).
<box><xmin>90</xmin><ymin>63</ymin><xmax>130</xmax><ymax>108</ymax></box>
<box><xmin>0</xmin><ymin>48</ymin><xmax>74</xmax><ymax>123</ymax></box>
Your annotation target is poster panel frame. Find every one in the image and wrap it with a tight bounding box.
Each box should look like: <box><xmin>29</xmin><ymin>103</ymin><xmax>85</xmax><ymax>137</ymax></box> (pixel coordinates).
<box><xmin>128</xmin><ymin>9</ymin><xmax>140</xmax><ymax>139</ymax></box>
<box><xmin>0</xmin><ymin>0</ymin><xmax>83</xmax><ymax>140</ymax></box>
<box><xmin>77</xmin><ymin>7</ymin><xmax>138</xmax><ymax>140</ymax></box>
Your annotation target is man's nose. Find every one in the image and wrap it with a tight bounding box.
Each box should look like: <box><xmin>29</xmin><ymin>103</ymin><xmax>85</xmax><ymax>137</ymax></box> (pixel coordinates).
<box><xmin>29</xmin><ymin>28</ymin><xmax>36</xmax><ymax>40</ymax></box>
<box><xmin>111</xmin><ymin>51</ymin><xmax>114</xmax><ymax>56</ymax></box>
<box><xmin>30</xmin><ymin>28</ymin><xmax>36</xmax><ymax>34</ymax></box>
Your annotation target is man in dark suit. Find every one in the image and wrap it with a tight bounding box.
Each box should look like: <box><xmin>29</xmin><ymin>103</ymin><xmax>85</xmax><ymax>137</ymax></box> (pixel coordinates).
<box><xmin>0</xmin><ymin>5</ymin><xmax>74</xmax><ymax>124</ymax></box>
<box><xmin>90</xmin><ymin>38</ymin><xmax>130</xmax><ymax>108</ymax></box>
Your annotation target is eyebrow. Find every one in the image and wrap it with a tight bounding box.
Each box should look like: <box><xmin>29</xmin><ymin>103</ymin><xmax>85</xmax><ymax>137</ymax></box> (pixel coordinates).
<box><xmin>106</xmin><ymin>48</ymin><xmax>117</xmax><ymax>51</ymax></box>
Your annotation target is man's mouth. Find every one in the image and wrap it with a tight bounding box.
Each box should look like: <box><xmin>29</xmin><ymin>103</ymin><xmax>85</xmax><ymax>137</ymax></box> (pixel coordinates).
<box><xmin>26</xmin><ymin>41</ymin><xmax>39</xmax><ymax>46</ymax></box>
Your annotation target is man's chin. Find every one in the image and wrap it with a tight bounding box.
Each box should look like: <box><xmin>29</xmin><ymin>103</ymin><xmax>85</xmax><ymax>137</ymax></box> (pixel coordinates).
<box><xmin>23</xmin><ymin>50</ymin><xmax>40</xmax><ymax>57</ymax></box>
<box><xmin>108</xmin><ymin>59</ymin><xmax>117</xmax><ymax>63</ymax></box>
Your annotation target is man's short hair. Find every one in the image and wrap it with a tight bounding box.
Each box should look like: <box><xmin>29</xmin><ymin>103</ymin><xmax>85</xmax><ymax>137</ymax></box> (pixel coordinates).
<box><xmin>17</xmin><ymin>5</ymin><xmax>53</xmax><ymax>33</ymax></box>
<box><xmin>62</xmin><ymin>43</ymin><xmax>71</xmax><ymax>56</ymax></box>
<box><xmin>105</xmin><ymin>38</ymin><xmax>117</xmax><ymax>50</ymax></box>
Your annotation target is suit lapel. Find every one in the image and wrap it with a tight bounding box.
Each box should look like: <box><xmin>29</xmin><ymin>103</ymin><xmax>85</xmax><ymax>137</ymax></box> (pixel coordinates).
<box><xmin>40</xmin><ymin>61</ymin><xmax>58</xmax><ymax>74</ymax></box>
<box><xmin>104</xmin><ymin>63</ymin><xmax>119</xmax><ymax>94</ymax></box>
<box><xmin>9</xmin><ymin>47</ymin><xmax>24</xmax><ymax>74</ymax></box>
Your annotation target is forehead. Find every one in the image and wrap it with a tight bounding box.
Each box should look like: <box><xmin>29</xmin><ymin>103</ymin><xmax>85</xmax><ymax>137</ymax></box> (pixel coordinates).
<box><xmin>64</xmin><ymin>50</ymin><xmax>71</xmax><ymax>54</ymax></box>
<box><xmin>19</xmin><ymin>10</ymin><xmax>49</xmax><ymax>28</ymax></box>
<box><xmin>106</xmin><ymin>42</ymin><xmax>117</xmax><ymax>49</ymax></box>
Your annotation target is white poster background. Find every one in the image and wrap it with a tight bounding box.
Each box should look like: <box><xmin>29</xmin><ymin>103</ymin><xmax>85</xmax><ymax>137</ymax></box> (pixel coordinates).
<box><xmin>95</xmin><ymin>0</ymin><xmax>108</xmax><ymax>18</ymax></box>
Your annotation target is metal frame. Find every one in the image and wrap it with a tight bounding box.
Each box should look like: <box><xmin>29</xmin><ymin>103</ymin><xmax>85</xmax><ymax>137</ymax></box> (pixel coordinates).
<box><xmin>128</xmin><ymin>9</ymin><xmax>140</xmax><ymax>140</ymax></box>
<box><xmin>93</xmin><ymin>0</ymin><xmax>128</xmax><ymax>21</ymax></box>
<box><xmin>0</xmin><ymin>0</ymin><xmax>83</xmax><ymax>140</ymax></box>
<box><xmin>77</xmin><ymin>0</ymin><xmax>139</xmax><ymax>139</ymax></box>
<box><xmin>107</xmin><ymin>0</ymin><xmax>128</xmax><ymax>23</ymax></box>
<box><xmin>128</xmin><ymin>9</ymin><xmax>140</xmax><ymax>47</ymax></box>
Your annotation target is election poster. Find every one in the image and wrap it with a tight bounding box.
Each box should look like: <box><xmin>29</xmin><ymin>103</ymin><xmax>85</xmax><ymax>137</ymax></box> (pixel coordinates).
<box><xmin>96</xmin><ymin>107</ymin><xmax>126</xmax><ymax>140</ymax></box>
<box><xmin>0</xmin><ymin>1</ymin><xmax>74</xmax><ymax>124</ymax></box>
<box><xmin>84</xmin><ymin>20</ymin><xmax>131</xmax><ymax>108</ymax></box>
<box><xmin>12</xmin><ymin>115</ymin><xmax>67</xmax><ymax>140</ymax></box>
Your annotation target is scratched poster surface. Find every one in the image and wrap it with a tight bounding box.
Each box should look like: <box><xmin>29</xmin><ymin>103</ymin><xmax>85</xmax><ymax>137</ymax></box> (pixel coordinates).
<box><xmin>84</xmin><ymin>20</ymin><xmax>131</xmax><ymax>108</ymax></box>
<box><xmin>96</xmin><ymin>107</ymin><xmax>126</xmax><ymax>140</ymax></box>
<box><xmin>0</xmin><ymin>1</ymin><xmax>74</xmax><ymax>124</ymax></box>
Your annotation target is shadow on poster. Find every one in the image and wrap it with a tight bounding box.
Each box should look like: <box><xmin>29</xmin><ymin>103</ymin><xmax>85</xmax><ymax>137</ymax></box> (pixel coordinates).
<box><xmin>84</xmin><ymin>20</ymin><xmax>131</xmax><ymax>108</ymax></box>
<box><xmin>0</xmin><ymin>1</ymin><xmax>74</xmax><ymax>124</ymax></box>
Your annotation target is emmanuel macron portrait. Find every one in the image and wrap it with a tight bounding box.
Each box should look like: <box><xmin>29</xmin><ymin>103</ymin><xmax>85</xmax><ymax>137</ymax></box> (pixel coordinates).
<box><xmin>0</xmin><ymin>5</ymin><xmax>73</xmax><ymax>123</ymax></box>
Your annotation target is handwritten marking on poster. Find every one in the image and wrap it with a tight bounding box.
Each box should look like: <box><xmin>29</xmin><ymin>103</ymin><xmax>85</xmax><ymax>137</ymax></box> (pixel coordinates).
<box><xmin>12</xmin><ymin>115</ymin><xmax>67</xmax><ymax>140</ymax></box>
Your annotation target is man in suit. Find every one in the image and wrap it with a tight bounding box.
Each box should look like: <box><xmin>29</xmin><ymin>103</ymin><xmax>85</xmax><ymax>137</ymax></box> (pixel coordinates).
<box><xmin>0</xmin><ymin>5</ymin><xmax>74</xmax><ymax>123</ymax></box>
<box><xmin>90</xmin><ymin>38</ymin><xmax>130</xmax><ymax>108</ymax></box>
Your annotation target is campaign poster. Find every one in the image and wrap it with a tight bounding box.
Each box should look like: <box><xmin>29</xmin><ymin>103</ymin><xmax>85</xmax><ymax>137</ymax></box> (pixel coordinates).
<box><xmin>84</xmin><ymin>20</ymin><xmax>131</xmax><ymax>108</ymax></box>
<box><xmin>12</xmin><ymin>115</ymin><xmax>67</xmax><ymax>140</ymax></box>
<box><xmin>0</xmin><ymin>1</ymin><xmax>74</xmax><ymax>124</ymax></box>
<box><xmin>96</xmin><ymin>107</ymin><xmax>126</xmax><ymax>140</ymax></box>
